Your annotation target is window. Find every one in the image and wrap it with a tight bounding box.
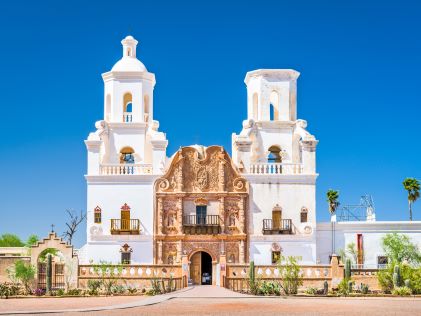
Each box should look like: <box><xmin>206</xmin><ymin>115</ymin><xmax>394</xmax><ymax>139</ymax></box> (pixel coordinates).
<box><xmin>268</xmin><ymin>146</ymin><xmax>282</xmax><ymax>163</ymax></box>
<box><xmin>94</xmin><ymin>206</ymin><xmax>101</xmax><ymax>223</ymax></box>
<box><xmin>269</xmin><ymin>91</ymin><xmax>279</xmax><ymax>120</ymax></box>
<box><xmin>377</xmin><ymin>256</ymin><xmax>388</xmax><ymax>268</ymax></box>
<box><xmin>228</xmin><ymin>253</ymin><xmax>235</xmax><ymax>263</ymax></box>
<box><xmin>300</xmin><ymin>207</ymin><xmax>308</xmax><ymax>223</ymax></box>
<box><xmin>272</xmin><ymin>251</ymin><xmax>281</xmax><ymax>264</ymax></box>
<box><xmin>144</xmin><ymin>95</ymin><xmax>150</xmax><ymax>122</ymax></box>
<box><xmin>196</xmin><ymin>205</ymin><xmax>207</xmax><ymax>224</ymax></box>
<box><xmin>120</xmin><ymin>147</ymin><xmax>135</xmax><ymax>164</ymax></box>
<box><xmin>126</xmin><ymin>102</ymin><xmax>132</xmax><ymax>112</ymax></box>
<box><xmin>120</xmin><ymin>243</ymin><xmax>132</xmax><ymax>264</ymax></box>
<box><xmin>121</xmin><ymin>252</ymin><xmax>131</xmax><ymax>264</ymax></box>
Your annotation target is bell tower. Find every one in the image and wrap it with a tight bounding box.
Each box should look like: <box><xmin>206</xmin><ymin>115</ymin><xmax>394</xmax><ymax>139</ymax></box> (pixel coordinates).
<box><xmin>102</xmin><ymin>35</ymin><xmax>155</xmax><ymax>124</ymax></box>
<box><xmin>245</xmin><ymin>69</ymin><xmax>300</xmax><ymax>122</ymax></box>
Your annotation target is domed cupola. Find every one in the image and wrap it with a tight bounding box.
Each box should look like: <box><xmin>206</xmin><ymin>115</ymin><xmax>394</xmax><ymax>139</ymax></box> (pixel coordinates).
<box><xmin>111</xmin><ymin>35</ymin><xmax>147</xmax><ymax>72</ymax></box>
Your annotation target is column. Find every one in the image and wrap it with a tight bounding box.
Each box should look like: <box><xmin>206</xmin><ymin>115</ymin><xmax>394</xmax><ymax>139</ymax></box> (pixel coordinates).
<box><xmin>157</xmin><ymin>241</ymin><xmax>163</xmax><ymax>264</ymax></box>
<box><xmin>219</xmin><ymin>197</ymin><xmax>225</xmax><ymax>233</ymax></box>
<box><xmin>239</xmin><ymin>240</ymin><xmax>245</xmax><ymax>264</ymax></box>
<box><xmin>177</xmin><ymin>197</ymin><xmax>183</xmax><ymax>235</ymax></box>
<box><xmin>239</xmin><ymin>198</ymin><xmax>245</xmax><ymax>234</ymax></box>
<box><xmin>157</xmin><ymin>197</ymin><xmax>164</xmax><ymax>235</ymax></box>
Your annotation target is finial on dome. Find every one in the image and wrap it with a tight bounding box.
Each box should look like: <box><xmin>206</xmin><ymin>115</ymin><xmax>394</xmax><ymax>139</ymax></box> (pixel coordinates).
<box><xmin>121</xmin><ymin>35</ymin><xmax>138</xmax><ymax>58</ymax></box>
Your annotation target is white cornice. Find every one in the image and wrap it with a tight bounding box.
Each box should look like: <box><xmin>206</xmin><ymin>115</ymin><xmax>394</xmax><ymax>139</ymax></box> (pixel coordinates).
<box><xmin>85</xmin><ymin>174</ymin><xmax>159</xmax><ymax>184</ymax></box>
<box><xmin>108</xmin><ymin>122</ymin><xmax>147</xmax><ymax>130</ymax></box>
<box><xmin>244</xmin><ymin>174</ymin><xmax>318</xmax><ymax>184</ymax></box>
<box><xmin>317</xmin><ymin>221</ymin><xmax>421</xmax><ymax>232</ymax></box>
<box><xmin>102</xmin><ymin>71</ymin><xmax>156</xmax><ymax>84</ymax></box>
<box><xmin>244</xmin><ymin>69</ymin><xmax>300</xmax><ymax>85</ymax></box>
<box><xmin>89</xmin><ymin>235</ymin><xmax>153</xmax><ymax>242</ymax></box>
<box><xmin>249</xmin><ymin>234</ymin><xmax>315</xmax><ymax>242</ymax></box>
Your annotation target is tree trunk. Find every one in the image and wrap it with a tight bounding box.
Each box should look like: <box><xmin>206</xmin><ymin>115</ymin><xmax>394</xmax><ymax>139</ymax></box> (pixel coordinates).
<box><xmin>409</xmin><ymin>200</ymin><xmax>413</xmax><ymax>221</ymax></box>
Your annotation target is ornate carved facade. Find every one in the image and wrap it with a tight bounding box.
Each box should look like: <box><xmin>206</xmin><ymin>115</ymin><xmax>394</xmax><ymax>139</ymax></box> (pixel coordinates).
<box><xmin>154</xmin><ymin>145</ymin><xmax>249</xmax><ymax>264</ymax></box>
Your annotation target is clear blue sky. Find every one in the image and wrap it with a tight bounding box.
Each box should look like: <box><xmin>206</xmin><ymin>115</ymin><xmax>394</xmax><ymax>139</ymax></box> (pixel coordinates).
<box><xmin>0</xmin><ymin>0</ymin><xmax>420</xmax><ymax>247</ymax></box>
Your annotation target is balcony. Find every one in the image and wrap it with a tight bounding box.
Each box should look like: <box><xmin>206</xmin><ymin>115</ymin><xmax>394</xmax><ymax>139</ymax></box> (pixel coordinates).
<box><xmin>182</xmin><ymin>215</ymin><xmax>220</xmax><ymax>235</ymax></box>
<box><xmin>123</xmin><ymin>112</ymin><xmax>132</xmax><ymax>122</ymax></box>
<box><xmin>262</xmin><ymin>219</ymin><xmax>293</xmax><ymax>235</ymax></box>
<box><xmin>111</xmin><ymin>219</ymin><xmax>141</xmax><ymax>235</ymax></box>
<box><xmin>249</xmin><ymin>163</ymin><xmax>303</xmax><ymax>175</ymax></box>
<box><xmin>99</xmin><ymin>164</ymin><xmax>153</xmax><ymax>175</ymax></box>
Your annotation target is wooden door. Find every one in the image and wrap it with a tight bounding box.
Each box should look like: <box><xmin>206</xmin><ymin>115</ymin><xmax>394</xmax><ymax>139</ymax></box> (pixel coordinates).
<box><xmin>272</xmin><ymin>210</ymin><xmax>282</xmax><ymax>229</ymax></box>
<box><xmin>190</xmin><ymin>252</ymin><xmax>201</xmax><ymax>285</ymax></box>
<box><xmin>121</xmin><ymin>210</ymin><xmax>130</xmax><ymax>230</ymax></box>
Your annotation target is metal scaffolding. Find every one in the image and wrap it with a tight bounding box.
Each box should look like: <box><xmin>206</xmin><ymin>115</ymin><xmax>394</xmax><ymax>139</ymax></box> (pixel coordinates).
<box><xmin>337</xmin><ymin>194</ymin><xmax>376</xmax><ymax>222</ymax></box>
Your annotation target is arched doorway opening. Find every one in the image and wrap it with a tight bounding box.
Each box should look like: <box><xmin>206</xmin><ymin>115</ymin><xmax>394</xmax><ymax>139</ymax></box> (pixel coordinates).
<box><xmin>190</xmin><ymin>251</ymin><xmax>213</xmax><ymax>285</ymax></box>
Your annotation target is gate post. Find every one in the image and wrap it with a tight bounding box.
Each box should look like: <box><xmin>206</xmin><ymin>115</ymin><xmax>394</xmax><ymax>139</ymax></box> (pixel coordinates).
<box><xmin>330</xmin><ymin>254</ymin><xmax>343</xmax><ymax>289</ymax></box>
<box><xmin>181</xmin><ymin>254</ymin><xmax>189</xmax><ymax>287</ymax></box>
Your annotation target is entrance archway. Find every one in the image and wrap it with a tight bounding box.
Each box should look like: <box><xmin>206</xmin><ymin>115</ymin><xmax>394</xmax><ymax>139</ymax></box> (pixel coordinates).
<box><xmin>190</xmin><ymin>251</ymin><xmax>213</xmax><ymax>285</ymax></box>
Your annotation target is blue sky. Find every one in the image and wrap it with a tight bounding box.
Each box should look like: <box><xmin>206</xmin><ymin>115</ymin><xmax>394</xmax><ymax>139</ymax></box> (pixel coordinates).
<box><xmin>0</xmin><ymin>0</ymin><xmax>420</xmax><ymax>247</ymax></box>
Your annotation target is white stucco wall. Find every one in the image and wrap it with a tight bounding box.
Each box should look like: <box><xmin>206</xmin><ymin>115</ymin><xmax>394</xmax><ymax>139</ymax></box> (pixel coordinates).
<box><xmin>316</xmin><ymin>221</ymin><xmax>421</xmax><ymax>265</ymax></box>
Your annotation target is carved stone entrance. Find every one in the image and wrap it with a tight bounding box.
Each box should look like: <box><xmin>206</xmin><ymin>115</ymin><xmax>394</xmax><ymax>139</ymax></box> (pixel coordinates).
<box><xmin>190</xmin><ymin>251</ymin><xmax>213</xmax><ymax>285</ymax></box>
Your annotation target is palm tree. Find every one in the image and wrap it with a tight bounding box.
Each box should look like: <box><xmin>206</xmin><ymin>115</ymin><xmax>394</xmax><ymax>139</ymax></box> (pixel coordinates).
<box><xmin>326</xmin><ymin>189</ymin><xmax>340</xmax><ymax>256</ymax></box>
<box><xmin>326</xmin><ymin>189</ymin><xmax>340</xmax><ymax>214</ymax></box>
<box><xmin>403</xmin><ymin>178</ymin><xmax>420</xmax><ymax>221</ymax></box>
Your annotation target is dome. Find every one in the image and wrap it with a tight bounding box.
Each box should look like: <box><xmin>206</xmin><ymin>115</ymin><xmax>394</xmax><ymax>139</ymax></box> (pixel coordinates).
<box><xmin>111</xmin><ymin>57</ymin><xmax>147</xmax><ymax>72</ymax></box>
<box><xmin>110</xmin><ymin>35</ymin><xmax>147</xmax><ymax>72</ymax></box>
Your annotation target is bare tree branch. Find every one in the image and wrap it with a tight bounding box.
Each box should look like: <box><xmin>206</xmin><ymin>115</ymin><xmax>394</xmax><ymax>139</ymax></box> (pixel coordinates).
<box><xmin>62</xmin><ymin>209</ymin><xmax>86</xmax><ymax>245</ymax></box>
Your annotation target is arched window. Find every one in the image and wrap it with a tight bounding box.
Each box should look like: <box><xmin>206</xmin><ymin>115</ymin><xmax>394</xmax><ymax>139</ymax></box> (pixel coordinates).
<box><xmin>269</xmin><ymin>91</ymin><xmax>279</xmax><ymax>120</ymax></box>
<box><xmin>301</xmin><ymin>207</ymin><xmax>308</xmax><ymax>223</ymax></box>
<box><xmin>228</xmin><ymin>253</ymin><xmax>235</xmax><ymax>263</ymax></box>
<box><xmin>120</xmin><ymin>147</ymin><xmax>135</xmax><ymax>164</ymax></box>
<box><xmin>268</xmin><ymin>145</ymin><xmax>282</xmax><ymax>163</ymax></box>
<box><xmin>94</xmin><ymin>206</ymin><xmax>101</xmax><ymax>223</ymax></box>
<box><xmin>120</xmin><ymin>243</ymin><xmax>132</xmax><ymax>264</ymax></box>
<box><xmin>252</xmin><ymin>93</ymin><xmax>258</xmax><ymax>120</ymax></box>
<box><xmin>144</xmin><ymin>95</ymin><xmax>150</xmax><ymax>122</ymax></box>
<box><xmin>123</xmin><ymin>93</ymin><xmax>133</xmax><ymax>122</ymax></box>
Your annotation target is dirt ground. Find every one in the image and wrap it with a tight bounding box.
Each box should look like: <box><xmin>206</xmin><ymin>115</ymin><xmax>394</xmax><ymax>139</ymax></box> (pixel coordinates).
<box><xmin>1</xmin><ymin>287</ymin><xmax>421</xmax><ymax>316</ymax></box>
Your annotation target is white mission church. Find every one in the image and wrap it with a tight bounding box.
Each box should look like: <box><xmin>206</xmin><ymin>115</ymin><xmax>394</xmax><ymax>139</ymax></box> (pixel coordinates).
<box><xmin>78</xmin><ymin>36</ymin><xmax>421</xmax><ymax>284</ymax></box>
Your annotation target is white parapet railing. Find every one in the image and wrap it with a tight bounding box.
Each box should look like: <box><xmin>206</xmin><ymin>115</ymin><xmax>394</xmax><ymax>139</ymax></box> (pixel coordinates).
<box><xmin>123</xmin><ymin>112</ymin><xmax>133</xmax><ymax>122</ymax></box>
<box><xmin>99</xmin><ymin>163</ymin><xmax>153</xmax><ymax>175</ymax></box>
<box><xmin>248</xmin><ymin>163</ymin><xmax>303</xmax><ymax>175</ymax></box>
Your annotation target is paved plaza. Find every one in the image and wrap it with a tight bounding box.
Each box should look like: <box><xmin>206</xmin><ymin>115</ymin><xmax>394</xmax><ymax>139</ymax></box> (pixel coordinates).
<box><xmin>1</xmin><ymin>286</ymin><xmax>421</xmax><ymax>315</ymax></box>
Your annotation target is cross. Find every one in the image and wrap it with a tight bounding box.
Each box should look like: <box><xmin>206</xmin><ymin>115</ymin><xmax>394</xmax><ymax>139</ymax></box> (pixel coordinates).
<box><xmin>51</xmin><ymin>224</ymin><xmax>55</xmax><ymax>233</ymax></box>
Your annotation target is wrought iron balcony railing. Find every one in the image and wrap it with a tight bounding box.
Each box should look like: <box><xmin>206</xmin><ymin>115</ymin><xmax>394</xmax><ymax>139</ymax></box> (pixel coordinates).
<box><xmin>111</xmin><ymin>219</ymin><xmax>140</xmax><ymax>235</ymax></box>
<box><xmin>182</xmin><ymin>215</ymin><xmax>220</xmax><ymax>234</ymax></box>
<box><xmin>262</xmin><ymin>219</ymin><xmax>293</xmax><ymax>235</ymax></box>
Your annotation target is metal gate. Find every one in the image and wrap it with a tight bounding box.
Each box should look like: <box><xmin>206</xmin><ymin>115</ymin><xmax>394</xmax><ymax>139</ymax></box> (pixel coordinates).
<box><xmin>37</xmin><ymin>263</ymin><xmax>65</xmax><ymax>290</ymax></box>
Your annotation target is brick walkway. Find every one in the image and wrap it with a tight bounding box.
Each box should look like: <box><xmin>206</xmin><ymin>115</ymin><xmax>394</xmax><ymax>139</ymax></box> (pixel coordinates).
<box><xmin>1</xmin><ymin>286</ymin><xmax>421</xmax><ymax>315</ymax></box>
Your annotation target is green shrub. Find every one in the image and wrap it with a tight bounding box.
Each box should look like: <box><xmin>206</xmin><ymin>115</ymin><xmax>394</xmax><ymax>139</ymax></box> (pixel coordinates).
<box><xmin>392</xmin><ymin>286</ymin><xmax>412</xmax><ymax>296</ymax></box>
<box><xmin>66</xmin><ymin>288</ymin><xmax>83</xmax><ymax>296</ymax></box>
<box><xmin>87</xmin><ymin>280</ymin><xmax>101</xmax><ymax>295</ymax></box>
<box><xmin>127</xmin><ymin>286</ymin><xmax>137</xmax><ymax>294</ymax></box>
<box><xmin>278</xmin><ymin>256</ymin><xmax>303</xmax><ymax>295</ymax></box>
<box><xmin>345</xmin><ymin>259</ymin><xmax>351</xmax><ymax>279</ymax></box>
<box><xmin>7</xmin><ymin>260</ymin><xmax>36</xmax><ymax>295</ymax></box>
<box><xmin>337</xmin><ymin>278</ymin><xmax>353</xmax><ymax>296</ymax></box>
<box><xmin>304</xmin><ymin>287</ymin><xmax>317</xmax><ymax>295</ymax></box>
<box><xmin>56</xmin><ymin>288</ymin><xmax>65</xmax><ymax>296</ymax></box>
<box><xmin>0</xmin><ymin>282</ymin><xmax>20</xmax><ymax>298</ymax></box>
<box><xmin>360</xmin><ymin>283</ymin><xmax>369</xmax><ymax>294</ymax></box>
<box><xmin>111</xmin><ymin>285</ymin><xmax>126</xmax><ymax>295</ymax></box>
<box><xmin>259</xmin><ymin>281</ymin><xmax>281</xmax><ymax>296</ymax></box>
